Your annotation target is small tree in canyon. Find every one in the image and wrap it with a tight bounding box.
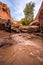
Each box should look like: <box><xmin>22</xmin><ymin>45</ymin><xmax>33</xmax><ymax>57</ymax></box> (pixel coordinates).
<box><xmin>21</xmin><ymin>1</ymin><xmax>35</xmax><ymax>25</ymax></box>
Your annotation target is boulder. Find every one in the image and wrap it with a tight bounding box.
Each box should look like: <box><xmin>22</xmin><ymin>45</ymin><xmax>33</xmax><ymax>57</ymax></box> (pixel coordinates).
<box><xmin>19</xmin><ymin>25</ymin><xmax>28</xmax><ymax>33</ymax></box>
<box><xmin>0</xmin><ymin>18</ymin><xmax>7</xmax><ymax>30</ymax></box>
<box><xmin>11</xmin><ymin>24</ymin><xmax>20</xmax><ymax>33</ymax></box>
<box><xmin>28</xmin><ymin>25</ymin><xmax>39</xmax><ymax>33</ymax></box>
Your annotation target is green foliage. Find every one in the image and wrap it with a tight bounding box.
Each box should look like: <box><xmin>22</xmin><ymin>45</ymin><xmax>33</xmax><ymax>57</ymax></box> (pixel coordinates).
<box><xmin>21</xmin><ymin>18</ymin><xmax>32</xmax><ymax>25</ymax></box>
<box><xmin>24</xmin><ymin>1</ymin><xmax>35</xmax><ymax>21</ymax></box>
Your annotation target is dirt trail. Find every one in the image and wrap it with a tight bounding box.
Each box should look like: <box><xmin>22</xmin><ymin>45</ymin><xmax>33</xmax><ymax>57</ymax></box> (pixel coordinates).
<box><xmin>0</xmin><ymin>30</ymin><xmax>43</xmax><ymax>65</ymax></box>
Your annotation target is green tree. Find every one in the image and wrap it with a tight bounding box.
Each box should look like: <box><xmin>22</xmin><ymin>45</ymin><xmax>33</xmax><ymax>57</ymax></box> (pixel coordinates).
<box><xmin>21</xmin><ymin>18</ymin><xmax>30</xmax><ymax>25</ymax></box>
<box><xmin>24</xmin><ymin>1</ymin><xmax>35</xmax><ymax>22</ymax></box>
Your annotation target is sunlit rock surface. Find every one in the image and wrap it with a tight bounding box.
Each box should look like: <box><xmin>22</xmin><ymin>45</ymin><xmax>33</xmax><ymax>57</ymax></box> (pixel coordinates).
<box><xmin>0</xmin><ymin>30</ymin><xmax>43</xmax><ymax>65</ymax></box>
<box><xmin>0</xmin><ymin>2</ymin><xmax>10</xmax><ymax>19</ymax></box>
<box><xmin>0</xmin><ymin>2</ymin><xmax>16</xmax><ymax>26</ymax></box>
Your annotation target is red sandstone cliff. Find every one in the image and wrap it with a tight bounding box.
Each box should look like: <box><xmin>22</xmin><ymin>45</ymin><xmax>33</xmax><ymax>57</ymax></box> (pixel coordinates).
<box><xmin>0</xmin><ymin>2</ymin><xmax>16</xmax><ymax>24</ymax></box>
<box><xmin>0</xmin><ymin>2</ymin><xmax>10</xmax><ymax>19</ymax></box>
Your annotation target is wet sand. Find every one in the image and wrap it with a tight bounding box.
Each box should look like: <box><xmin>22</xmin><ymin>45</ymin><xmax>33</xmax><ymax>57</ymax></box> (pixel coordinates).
<box><xmin>0</xmin><ymin>30</ymin><xmax>43</xmax><ymax>65</ymax></box>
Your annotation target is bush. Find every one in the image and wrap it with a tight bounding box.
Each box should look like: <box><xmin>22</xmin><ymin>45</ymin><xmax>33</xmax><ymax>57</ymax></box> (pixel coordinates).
<box><xmin>21</xmin><ymin>18</ymin><xmax>32</xmax><ymax>25</ymax></box>
<box><xmin>21</xmin><ymin>18</ymin><xmax>28</xmax><ymax>25</ymax></box>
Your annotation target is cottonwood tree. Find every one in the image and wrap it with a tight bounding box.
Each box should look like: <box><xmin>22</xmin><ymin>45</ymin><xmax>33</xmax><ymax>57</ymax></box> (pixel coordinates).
<box><xmin>24</xmin><ymin>2</ymin><xmax>35</xmax><ymax>22</ymax></box>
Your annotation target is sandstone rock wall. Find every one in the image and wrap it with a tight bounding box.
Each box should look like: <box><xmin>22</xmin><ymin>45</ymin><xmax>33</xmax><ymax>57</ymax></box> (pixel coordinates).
<box><xmin>0</xmin><ymin>2</ymin><xmax>10</xmax><ymax>18</ymax></box>
<box><xmin>0</xmin><ymin>2</ymin><xmax>15</xmax><ymax>30</ymax></box>
<box><xmin>0</xmin><ymin>2</ymin><xmax>17</xmax><ymax>24</ymax></box>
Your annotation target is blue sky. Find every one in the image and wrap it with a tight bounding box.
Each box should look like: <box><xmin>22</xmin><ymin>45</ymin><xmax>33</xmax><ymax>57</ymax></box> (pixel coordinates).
<box><xmin>0</xmin><ymin>0</ymin><xmax>42</xmax><ymax>20</ymax></box>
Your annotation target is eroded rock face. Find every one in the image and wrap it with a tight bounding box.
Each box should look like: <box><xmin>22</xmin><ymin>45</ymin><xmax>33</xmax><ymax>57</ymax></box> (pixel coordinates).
<box><xmin>0</xmin><ymin>2</ymin><xmax>16</xmax><ymax>30</ymax></box>
<box><xmin>0</xmin><ymin>18</ymin><xmax>7</xmax><ymax>30</ymax></box>
<box><xmin>0</xmin><ymin>2</ymin><xmax>10</xmax><ymax>19</ymax></box>
<box><xmin>0</xmin><ymin>2</ymin><xmax>17</xmax><ymax>24</ymax></box>
<box><xmin>0</xmin><ymin>2</ymin><xmax>15</xmax><ymax>22</ymax></box>
<box><xmin>30</xmin><ymin>2</ymin><xmax>43</xmax><ymax>32</ymax></box>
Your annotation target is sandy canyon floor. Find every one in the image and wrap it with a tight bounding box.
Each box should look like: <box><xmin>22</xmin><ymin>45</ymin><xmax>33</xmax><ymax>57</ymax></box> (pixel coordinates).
<box><xmin>0</xmin><ymin>30</ymin><xmax>43</xmax><ymax>65</ymax></box>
